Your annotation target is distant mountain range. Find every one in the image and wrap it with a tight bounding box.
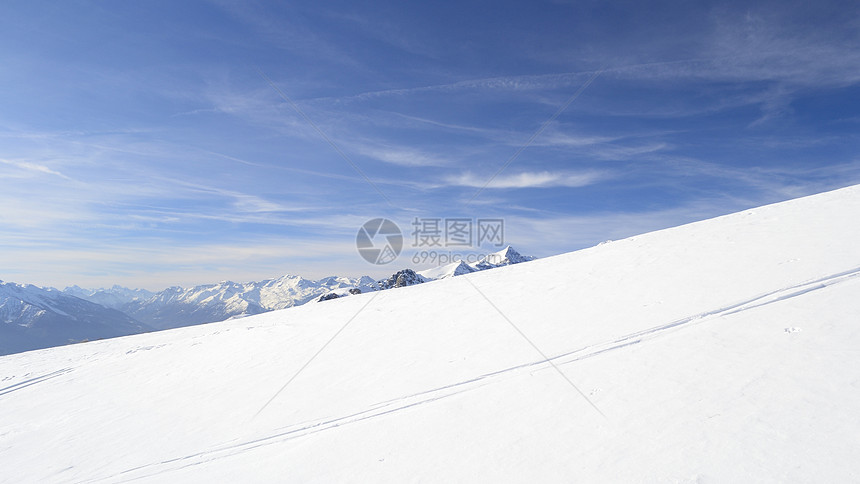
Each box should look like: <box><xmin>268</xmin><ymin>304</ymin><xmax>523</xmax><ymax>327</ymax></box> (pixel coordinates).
<box><xmin>65</xmin><ymin>275</ymin><xmax>381</xmax><ymax>330</ymax></box>
<box><xmin>1</xmin><ymin>246</ymin><xmax>535</xmax><ymax>355</ymax></box>
<box><xmin>0</xmin><ymin>282</ymin><xmax>150</xmax><ymax>356</ymax></box>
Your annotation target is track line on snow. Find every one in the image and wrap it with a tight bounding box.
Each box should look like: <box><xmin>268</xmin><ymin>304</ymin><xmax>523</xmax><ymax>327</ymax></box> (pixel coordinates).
<box><xmin>464</xmin><ymin>276</ymin><xmax>608</xmax><ymax>419</ymax></box>
<box><xmin>0</xmin><ymin>368</ymin><xmax>73</xmax><ymax>397</ymax></box>
<box><xmin>252</xmin><ymin>290</ymin><xmax>382</xmax><ymax>420</ymax></box>
<box><xmin>556</xmin><ymin>265</ymin><xmax>860</xmax><ymax>362</ymax></box>
<box><xmin>95</xmin><ymin>386</ymin><xmax>481</xmax><ymax>483</ymax></box>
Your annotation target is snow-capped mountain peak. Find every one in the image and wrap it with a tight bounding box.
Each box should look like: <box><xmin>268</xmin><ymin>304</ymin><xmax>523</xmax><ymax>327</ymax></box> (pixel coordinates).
<box><xmin>63</xmin><ymin>285</ymin><xmax>155</xmax><ymax>310</ymax></box>
<box><xmin>416</xmin><ymin>246</ymin><xmax>536</xmax><ymax>280</ymax></box>
<box><xmin>416</xmin><ymin>260</ymin><xmax>477</xmax><ymax>280</ymax></box>
<box><xmin>60</xmin><ymin>274</ymin><xmax>383</xmax><ymax>332</ymax></box>
<box><xmin>473</xmin><ymin>245</ymin><xmax>536</xmax><ymax>269</ymax></box>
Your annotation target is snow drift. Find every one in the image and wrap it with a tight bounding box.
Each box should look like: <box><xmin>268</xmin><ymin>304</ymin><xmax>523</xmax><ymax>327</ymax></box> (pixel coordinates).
<box><xmin>2</xmin><ymin>185</ymin><xmax>860</xmax><ymax>482</ymax></box>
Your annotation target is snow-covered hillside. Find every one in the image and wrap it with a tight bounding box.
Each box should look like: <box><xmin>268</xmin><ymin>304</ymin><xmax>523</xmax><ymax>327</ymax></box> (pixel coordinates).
<box><xmin>3</xmin><ymin>185</ymin><xmax>860</xmax><ymax>482</ymax></box>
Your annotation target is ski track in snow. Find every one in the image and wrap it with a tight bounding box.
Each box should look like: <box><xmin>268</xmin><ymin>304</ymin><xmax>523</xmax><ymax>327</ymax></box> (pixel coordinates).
<box><xmin>549</xmin><ymin>265</ymin><xmax>860</xmax><ymax>367</ymax></box>
<box><xmin>0</xmin><ymin>368</ymin><xmax>74</xmax><ymax>397</ymax></box>
<box><xmin>91</xmin><ymin>387</ymin><xmax>480</xmax><ymax>483</ymax></box>
<box><xmin>90</xmin><ymin>265</ymin><xmax>860</xmax><ymax>482</ymax></box>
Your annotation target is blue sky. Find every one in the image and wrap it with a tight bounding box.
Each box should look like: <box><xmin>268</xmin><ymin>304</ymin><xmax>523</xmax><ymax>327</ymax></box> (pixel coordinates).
<box><xmin>1</xmin><ymin>0</ymin><xmax>859</xmax><ymax>290</ymax></box>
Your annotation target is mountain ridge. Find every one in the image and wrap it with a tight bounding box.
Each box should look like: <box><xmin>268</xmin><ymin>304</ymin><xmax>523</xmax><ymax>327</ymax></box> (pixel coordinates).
<box><xmin>0</xmin><ymin>281</ymin><xmax>151</xmax><ymax>356</ymax></box>
<box><xmin>1</xmin><ymin>246</ymin><xmax>537</xmax><ymax>355</ymax></box>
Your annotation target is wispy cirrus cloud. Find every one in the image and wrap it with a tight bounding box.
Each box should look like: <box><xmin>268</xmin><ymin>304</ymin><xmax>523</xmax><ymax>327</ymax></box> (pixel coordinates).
<box><xmin>446</xmin><ymin>170</ymin><xmax>608</xmax><ymax>189</ymax></box>
<box><xmin>0</xmin><ymin>234</ymin><xmax>375</xmax><ymax>290</ymax></box>
<box><xmin>649</xmin><ymin>155</ymin><xmax>860</xmax><ymax>200</ymax></box>
<box><xmin>501</xmin><ymin>200</ymin><xmax>742</xmax><ymax>257</ymax></box>
<box><xmin>352</xmin><ymin>142</ymin><xmax>451</xmax><ymax>167</ymax></box>
<box><xmin>308</xmin><ymin>70</ymin><xmax>599</xmax><ymax>105</ymax></box>
<box><xmin>587</xmin><ymin>10</ymin><xmax>860</xmax><ymax>122</ymax></box>
<box><xmin>210</xmin><ymin>0</ymin><xmax>367</xmax><ymax>71</ymax></box>
<box><xmin>0</xmin><ymin>158</ymin><xmax>73</xmax><ymax>180</ymax></box>
<box><xmin>703</xmin><ymin>11</ymin><xmax>860</xmax><ymax>88</ymax></box>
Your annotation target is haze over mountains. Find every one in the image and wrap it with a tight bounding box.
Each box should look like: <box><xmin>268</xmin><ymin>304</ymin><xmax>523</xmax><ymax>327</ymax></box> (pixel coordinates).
<box><xmin>0</xmin><ymin>282</ymin><xmax>149</xmax><ymax>357</ymax></box>
<box><xmin>3</xmin><ymin>185</ymin><xmax>859</xmax><ymax>482</ymax></box>
<box><xmin>64</xmin><ymin>275</ymin><xmax>381</xmax><ymax>330</ymax></box>
<box><xmin>0</xmin><ymin>246</ymin><xmax>533</xmax><ymax>355</ymax></box>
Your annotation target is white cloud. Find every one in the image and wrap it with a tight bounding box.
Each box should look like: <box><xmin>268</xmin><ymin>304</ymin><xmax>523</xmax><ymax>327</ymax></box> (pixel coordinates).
<box><xmin>446</xmin><ymin>170</ymin><xmax>607</xmax><ymax>189</ymax></box>
<box><xmin>501</xmin><ymin>202</ymin><xmax>736</xmax><ymax>258</ymax></box>
<box><xmin>591</xmin><ymin>143</ymin><xmax>670</xmax><ymax>161</ymax></box>
<box><xmin>354</xmin><ymin>143</ymin><xmax>450</xmax><ymax>167</ymax></box>
<box><xmin>658</xmin><ymin>156</ymin><xmax>860</xmax><ymax>199</ymax></box>
<box><xmin>593</xmin><ymin>11</ymin><xmax>860</xmax><ymax>123</ymax></box>
<box><xmin>536</xmin><ymin>132</ymin><xmax>617</xmax><ymax>147</ymax></box>
<box><xmin>602</xmin><ymin>11</ymin><xmax>860</xmax><ymax>90</ymax></box>
<box><xmin>0</xmin><ymin>158</ymin><xmax>72</xmax><ymax>180</ymax></box>
<box><xmin>0</xmin><ymin>236</ymin><xmax>374</xmax><ymax>290</ymax></box>
<box><xmin>308</xmin><ymin>70</ymin><xmax>598</xmax><ymax>105</ymax></box>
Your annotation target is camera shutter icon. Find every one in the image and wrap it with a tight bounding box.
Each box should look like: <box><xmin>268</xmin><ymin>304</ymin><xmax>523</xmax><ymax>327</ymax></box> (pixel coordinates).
<box><xmin>357</xmin><ymin>218</ymin><xmax>403</xmax><ymax>265</ymax></box>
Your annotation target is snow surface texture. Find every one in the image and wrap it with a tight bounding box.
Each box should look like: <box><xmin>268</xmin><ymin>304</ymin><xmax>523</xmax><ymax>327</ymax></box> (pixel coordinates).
<box><xmin>3</xmin><ymin>185</ymin><xmax>860</xmax><ymax>482</ymax></box>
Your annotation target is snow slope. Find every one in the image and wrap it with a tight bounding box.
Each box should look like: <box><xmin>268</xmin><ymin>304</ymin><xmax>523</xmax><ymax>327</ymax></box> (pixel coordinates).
<box><xmin>3</xmin><ymin>185</ymin><xmax>860</xmax><ymax>482</ymax></box>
